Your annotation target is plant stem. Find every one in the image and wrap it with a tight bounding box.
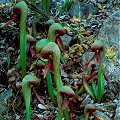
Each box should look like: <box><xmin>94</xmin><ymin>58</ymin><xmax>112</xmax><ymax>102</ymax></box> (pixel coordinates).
<box><xmin>26</xmin><ymin>1</ymin><xmax>49</xmax><ymax>20</ymax></box>
<box><xmin>76</xmin><ymin>86</ymin><xmax>84</xmax><ymax>95</ymax></box>
<box><xmin>63</xmin><ymin>108</ymin><xmax>70</xmax><ymax>120</ymax></box>
<box><xmin>46</xmin><ymin>71</ymin><xmax>57</xmax><ymax>105</ymax></box>
<box><xmin>41</xmin><ymin>42</ymin><xmax>63</xmax><ymax>90</ymax></box>
<box><xmin>97</xmin><ymin>50</ymin><xmax>105</xmax><ymax>102</ymax></box>
<box><xmin>30</xmin><ymin>0</ymin><xmax>37</xmax><ymax>37</ymax></box>
<box><xmin>41</xmin><ymin>42</ymin><xmax>65</xmax><ymax>119</ymax></box>
<box><xmin>15</xmin><ymin>1</ymin><xmax>28</xmax><ymax>78</ymax></box>
<box><xmin>22</xmin><ymin>73</ymin><xmax>40</xmax><ymax>120</ymax></box>
<box><xmin>42</xmin><ymin>0</ymin><xmax>50</xmax><ymax>13</ymax></box>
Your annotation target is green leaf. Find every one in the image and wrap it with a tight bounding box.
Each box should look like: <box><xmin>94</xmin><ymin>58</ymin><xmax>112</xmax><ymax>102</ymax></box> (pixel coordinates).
<box><xmin>92</xmin><ymin>80</ymin><xmax>98</xmax><ymax>99</ymax></box>
<box><xmin>97</xmin><ymin>50</ymin><xmax>105</xmax><ymax>102</ymax></box>
<box><xmin>83</xmin><ymin>80</ymin><xmax>95</xmax><ymax>100</ymax></box>
<box><xmin>46</xmin><ymin>71</ymin><xmax>57</xmax><ymax>105</ymax></box>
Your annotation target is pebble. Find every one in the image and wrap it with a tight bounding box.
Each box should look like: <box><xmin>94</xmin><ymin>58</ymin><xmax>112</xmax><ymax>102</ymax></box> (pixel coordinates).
<box><xmin>95</xmin><ymin>110</ymin><xmax>112</xmax><ymax>120</ymax></box>
<box><xmin>38</xmin><ymin>104</ymin><xmax>46</xmax><ymax>110</ymax></box>
<box><xmin>7</xmin><ymin>68</ymin><xmax>16</xmax><ymax>77</ymax></box>
<box><xmin>0</xmin><ymin>0</ymin><xmax>9</xmax><ymax>3</ymax></box>
<box><xmin>114</xmin><ymin>102</ymin><xmax>120</xmax><ymax>120</ymax></box>
<box><xmin>97</xmin><ymin>0</ymin><xmax>107</xmax><ymax>3</ymax></box>
<box><xmin>82</xmin><ymin>95</ymin><xmax>94</xmax><ymax>105</ymax></box>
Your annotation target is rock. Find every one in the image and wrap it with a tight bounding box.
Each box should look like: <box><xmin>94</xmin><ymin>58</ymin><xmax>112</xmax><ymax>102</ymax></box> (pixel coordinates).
<box><xmin>97</xmin><ymin>0</ymin><xmax>107</xmax><ymax>4</ymax></box>
<box><xmin>97</xmin><ymin>10</ymin><xmax>120</xmax><ymax>80</ymax></box>
<box><xmin>59</xmin><ymin>15</ymin><xmax>70</xmax><ymax>21</ymax></box>
<box><xmin>60</xmin><ymin>34</ymin><xmax>72</xmax><ymax>48</ymax></box>
<box><xmin>69</xmin><ymin>2</ymin><xmax>98</xmax><ymax>19</ymax></box>
<box><xmin>105</xmin><ymin>80</ymin><xmax>120</xmax><ymax>101</ymax></box>
<box><xmin>84</xmin><ymin>103</ymin><xmax>115</xmax><ymax>120</ymax></box>
<box><xmin>0</xmin><ymin>88</ymin><xmax>12</xmax><ymax>114</ymax></box>
<box><xmin>106</xmin><ymin>0</ymin><xmax>113</xmax><ymax>8</ymax></box>
<box><xmin>114</xmin><ymin>102</ymin><xmax>120</xmax><ymax>120</ymax></box>
<box><xmin>82</xmin><ymin>95</ymin><xmax>94</xmax><ymax>105</ymax></box>
<box><xmin>95</xmin><ymin>111</ymin><xmax>112</xmax><ymax>120</ymax></box>
<box><xmin>110</xmin><ymin>10</ymin><xmax>120</xmax><ymax>21</ymax></box>
<box><xmin>0</xmin><ymin>0</ymin><xmax>9</xmax><ymax>3</ymax></box>
<box><xmin>15</xmin><ymin>115</ymin><xmax>20</xmax><ymax>120</ymax></box>
<box><xmin>38</xmin><ymin>104</ymin><xmax>46</xmax><ymax>110</ymax></box>
<box><xmin>106</xmin><ymin>63</ymin><xmax>120</xmax><ymax>80</ymax></box>
<box><xmin>7</xmin><ymin>68</ymin><xmax>16</xmax><ymax>77</ymax></box>
<box><xmin>88</xmin><ymin>18</ymin><xmax>102</xmax><ymax>32</ymax></box>
<box><xmin>34</xmin><ymin>114</ymin><xmax>44</xmax><ymax>120</ymax></box>
<box><xmin>94</xmin><ymin>103</ymin><xmax>116</xmax><ymax>119</ymax></box>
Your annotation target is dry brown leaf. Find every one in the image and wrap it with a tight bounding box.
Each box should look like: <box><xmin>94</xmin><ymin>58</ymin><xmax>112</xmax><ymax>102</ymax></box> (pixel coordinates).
<box><xmin>106</xmin><ymin>47</ymin><xmax>116</xmax><ymax>59</ymax></box>
<box><xmin>70</xmin><ymin>16</ymin><xmax>82</xmax><ymax>24</ymax></box>
<box><xmin>70</xmin><ymin>73</ymin><xmax>82</xmax><ymax>79</ymax></box>
<box><xmin>81</xmin><ymin>31</ymin><xmax>92</xmax><ymax>36</ymax></box>
<box><xmin>81</xmin><ymin>43</ymin><xmax>89</xmax><ymax>49</ymax></box>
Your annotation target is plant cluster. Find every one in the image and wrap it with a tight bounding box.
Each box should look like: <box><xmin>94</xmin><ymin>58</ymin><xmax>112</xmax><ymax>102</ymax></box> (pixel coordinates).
<box><xmin>1</xmin><ymin>1</ymin><xmax>108</xmax><ymax>120</ymax></box>
<box><xmin>83</xmin><ymin>40</ymin><xmax>107</xmax><ymax>103</ymax></box>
